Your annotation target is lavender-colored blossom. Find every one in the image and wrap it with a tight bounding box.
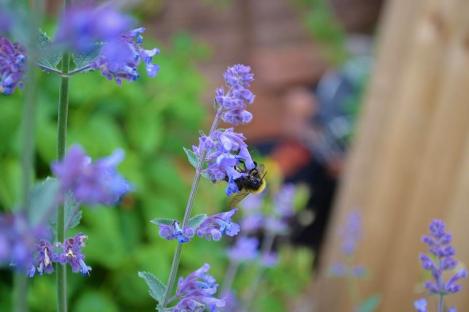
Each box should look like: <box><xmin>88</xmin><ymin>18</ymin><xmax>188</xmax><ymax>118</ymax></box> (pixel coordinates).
<box><xmin>240</xmin><ymin>213</ymin><xmax>264</xmax><ymax>233</ymax></box>
<box><xmin>91</xmin><ymin>27</ymin><xmax>159</xmax><ymax>84</ymax></box>
<box><xmin>0</xmin><ymin>12</ymin><xmax>11</xmax><ymax>34</ymax></box>
<box><xmin>29</xmin><ymin>239</ymin><xmax>57</xmax><ymax>277</ymax></box>
<box><xmin>193</xmin><ymin>129</ymin><xmax>255</xmax><ymax>195</ymax></box>
<box><xmin>260</xmin><ymin>252</ymin><xmax>278</xmax><ymax>268</ymax></box>
<box><xmin>52</xmin><ymin>145</ymin><xmax>131</xmax><ymax>206</ymax></box>
<box><xmin>215</xmin><ymin>64</ymin><xmax>255</xmax><ymax>126</ymax></box>
<box><xmin>55</xmin><ymin>5</ymin><xmax>132</xmax><ymax>53</ymax></box>
<box><xmin>414</xmin><ymin>298</ymin><xmax>427</xmax><ymax>312</ymax></box>
<box><xmin>274</xmin><ymin>184</ymin><xmax>296</xmax><ymax>218</ymax></box>
<box><xmin>0</xmin><ymin>214</ymin><xmax>49</xmax><ymax>272</ymax></box>
<box><xmin>340</xmin><ymin>211</ymin><xmax>362</xmax><ymax>256</ymax></box>
<box><xmin>196</xmin><ymin>209</ymin><xmax>240</xmax><ymax>241</ymax></box>
<box><xmin>419</xmin><ymin>220</ymin><xmax>467</xmax><ymax>297</ymax></box>
<box><xmin>264</xmin><ymin>216</ymin><xmax>288</xmax><ymax>234</ymax></box>
<box><xmin>0</xmin><ymin>36</ymin><xmax>26</xmax><ymax>95</ymax></box>
<box><xmin>220</xmin><ymin>291</ymin><xmax>239</xmax><ymax>312</ymax></box>
<box><xmin>228</xmin><ymin>236</ymin><xmax>259</xmax><ymax>262</ymax></box>
<box><xmin>58</xmin><ymin>233</ymin><xmax>91</xmax><ymax>275</ymax></box>
<box><xmin>170</xmin><ymin>263</ymin><xmax>225</xmax><ymax>312</ymax></box>
<box><xmin>158</xmin><ymin>221</ymin><xmax>194</xmax><ymax>244</ymax></box>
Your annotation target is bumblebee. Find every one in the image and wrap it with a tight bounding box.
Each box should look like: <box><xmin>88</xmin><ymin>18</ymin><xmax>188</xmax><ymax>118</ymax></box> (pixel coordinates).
<box><xmin>228</xmin><ymin>162</ymin><xmax>267</xmax><ymax>208</ymax></box>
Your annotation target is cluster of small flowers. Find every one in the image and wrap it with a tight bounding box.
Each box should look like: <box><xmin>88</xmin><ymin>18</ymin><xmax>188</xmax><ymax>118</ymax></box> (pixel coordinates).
<box><xmin>52</xmin><ymin>145</ymin><xmax>131</xmax><ymax>206</ymax></box>
<box><xmin>157</xmin><ymin>209</ymin><xmax>240</xmax><ymax>243</ymax></box>
<box><xmin>192</xmin><ymin>65</ymin><xmax>256</xmax><ymax>196</ymax></box>
<box><xmin>168</xmin><ymin>264</ymin><xmax>225</xmax><ymax>311</ymax></box>
<box><xmin>29</xmin><ymin>233</ymin><xmax>91</xmax><ymax>277</ymax></box>
<box><xmin>0</xmin><ymin>36</ymin><xmax>26</xmax><ymax>95</ymax></box>
<box><xmin>0</xmin><ymin>145</ymin><xmax>130</xmax><ymax>276</ymax></box>
<box><xmin>414</xmin><ymin>220</ymin><xmax>467</xmax><ymax>312</ymax></box>
<box><xmin>0</xmin><ymin>5</ymin><xmax>158</xmax><ymax>95</ymax></box>
<box><xmin>328</xmin><ymin>211</ymin><xmax>366</xmax><ymax>279</ymax></box>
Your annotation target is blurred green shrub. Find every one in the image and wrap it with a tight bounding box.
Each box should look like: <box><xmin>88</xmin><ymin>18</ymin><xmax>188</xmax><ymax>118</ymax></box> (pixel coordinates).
<box><xmin>0</xmin><ymin>32</ymin><xmax>313</xmax><ymax>311</ymax></box>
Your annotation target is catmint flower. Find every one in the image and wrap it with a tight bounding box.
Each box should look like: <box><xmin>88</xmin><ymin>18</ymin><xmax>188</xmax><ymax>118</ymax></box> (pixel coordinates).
<box><xmin>170</xmin><ymin>263</ymin><xmax>225</xmax><ymax>311</ymax></box>
<box><xmin>220</xmin><ymin>291</ymin><xmax>239</xmax><ymax>312</ymax></box>
<box><xmin>240</xmin><ymin>214</ymin><xmax>264</xmax><ymax>233</ymax></box>
<box><xmin>29</xmin><ymin>239</ymin><xmax>57</xmax><ymax>277</ymax></box>
<box><xmin>55</xmin><ymin>5</ymin><xmax>132</xmax><ymax>53</ymax></box>
<box><xmin>0</xmin><ymin>214</ymin><xmax>48</xmax><ymax>272</ymax></box>
<box><xmin>264</xmin><ymin>216</ymin><xmax>288</xmax><ymax>234</ymax></box>
<box><xmin>340</xmin><ymin>211</ymin><xmax>361</xmax><ymax>256</ymax></box>
<box><xmin>414</xmin><ymin>298</ymin><xmax>427</xmax><ymax>312</ymax></box>
<box><xmin>193</xmin><ymin>129</ymin><xmax>255</xmax><ymax>195</ymax></box>
<box><xmin>196</xmin><ymin>209</ymin><xmax>240</xmax><ymax>241</ymax></box>
<box><xmin>52</xmin><ymin>145</ymin><xmax>131</xmax><ymax>206</ymax></box>
<box><xmin>215</xmin><ymin>64</ymin><xmax>255</xmax><ymax>126</ymax></box>
<box><xmin>58</xmin><ymin>233</ymin><xmax>91</xmax><ymax>275</ymax></box>
<box><xmin>260</xmin><ymin>252</ymin><xmax>278</xmax><ymax>268</ymax></box>
<box><xmin>227</xmin><ymin>236</ymin><xmax>259</xmax><ymax>262</ymax></box>
<box><xmin>419</xmin><ymin>220</ymin><xmax>467</xmax><ymax>295</ymax></box>
<box><xmin>158</xmin><ymin>221</ymin><xmax>195</xmax><ymax>243</ymax></box>
<box><xmin>274</xmin><ymin>184</ymin><xmax>296</xmax><ymax>218</ymax></box>
<box><xmin>91</xmin><ymin>27</ymin><xmax>159</xmax><ymax>84</ymax></box>
<box><xmin>0</xmin><ymin>36</ymin><xmax>26</xmax><ymax>95</ymax></box>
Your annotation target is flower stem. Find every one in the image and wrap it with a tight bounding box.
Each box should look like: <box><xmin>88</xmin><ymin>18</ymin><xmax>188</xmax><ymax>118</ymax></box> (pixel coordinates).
<box><xmin>244</xmin><ymin>232</ymin><xmax>275</xmax><ymax>310</ymax></box>
<box><xmin>438</xmin><ymin>294</ymin><xmax>444</xmax><ymax>312</ymax></box>
<box><xmin>160</xmin><ymin>108</ymin><xmax>222</xmax><ymax>309</ymax></box>
<box><xmin>13</xmin><ymin>0</ymin><xmax>42</xmax><ymax>310</ymax></box>
<box><xmin>56</xmin><ymin>49</ymin><xmax>70</xmax><ymax>312</ymax></box>
<box><xmin>221</xmin><ymin>261</ymin><xmax>239</xmax><ymax>296</ymax></box>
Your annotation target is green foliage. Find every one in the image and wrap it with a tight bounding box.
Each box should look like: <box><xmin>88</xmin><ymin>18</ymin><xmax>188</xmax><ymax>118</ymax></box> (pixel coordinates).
<box><xmin>138</xmin><ymin>271</ymin><xmax>167</xmax><ymax>303</ymax></box>
<box><xmin>292</xmin><ymin>0</ymin><xmax>348</xmax><ymax>65</ymax></box>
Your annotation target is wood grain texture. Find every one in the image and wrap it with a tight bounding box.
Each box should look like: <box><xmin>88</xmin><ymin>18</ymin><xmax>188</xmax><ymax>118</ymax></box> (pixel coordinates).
<box><xmin>313</xmin><ymin>0</ymin><xmax>469</xmax><ymax>310</ymax></box>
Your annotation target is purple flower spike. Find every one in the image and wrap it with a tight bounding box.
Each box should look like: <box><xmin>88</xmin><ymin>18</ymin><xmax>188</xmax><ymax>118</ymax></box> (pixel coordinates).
<box><xmin>56</xmin><ymin>5</ymin><xmax>132</xmax><ymax>53</ymax></box>
<box><xmin>52</xmin><ymin>145</ymin><xmax>131</xmax><ymax>206</ymax></box>
<box><xmin>228</xmin><ymin>236</ymin><xmax>259</xmax><ymax>262</ymax></box>
<box><xmin>196</xmin><ymin>209</ymin><xmax>240</xmax><ymax>241</ymax></box>
<box><xmin>416</xmin><ymin>219</ymin><xmax>466</xmax><ymax>308</ymax></box>
<box><xmin>0</xmin><ymin>36</ymin><xmax>26</xmax><ymax>95</ymax></box>
<box><xmin>91</xmin><ymin>27</ymin><xmax>159</xmax><ymax>84</ymax></box>
<box><xmin>340</xmin><ymin>211</ymin><xmax>362</xmax><ymax>256</ymax></box>
<box><xmin>171</xmin><ymin>263</ymin><xmax>225</xmax><ymax>312</ymax></box>
<box><xmin>216</xmin><ymin>64</ymin><xmax>255</xmax><ymax>126</ymax></box>
<box><xmin>58</xmin><ymin>233</ymin><xmax>91</xmax><ymax>275</ymax></box>
<box><xmin>158</xmin><ymin>221</ymin><xmax>194</xmax><ymax>244</ymax></box>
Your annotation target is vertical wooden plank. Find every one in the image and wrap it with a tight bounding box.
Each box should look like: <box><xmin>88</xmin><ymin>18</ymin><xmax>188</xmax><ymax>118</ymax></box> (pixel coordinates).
<box><xmin>313</xmin><ymin>0</ymin><xmax>424</xmax><ymax>310</ymax></box>
<box><xmin>380</xmin><ymin>1</ymin><xmax>469</xmax><ymax>308</ymax></box>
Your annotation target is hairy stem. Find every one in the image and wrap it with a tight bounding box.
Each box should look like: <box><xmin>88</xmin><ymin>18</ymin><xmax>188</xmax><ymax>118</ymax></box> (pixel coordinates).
<box><xmin>56</xmin><ymin>48</ymin><xmax>70</xmax><ymax>312</ymax></box>
<box><xmin>160</xmin><ymin>108</ymin><xmax>222</xmax><ymax>309</ymax></box>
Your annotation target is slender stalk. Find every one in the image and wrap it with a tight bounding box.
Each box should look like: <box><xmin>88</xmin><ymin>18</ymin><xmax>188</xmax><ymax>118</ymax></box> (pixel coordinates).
<box><xmin>56</xmin><ymin>49</ymin><xmax>70</xmax><ymax>312</ymax></box>
<box><xmin>160</xmin><ymin>109</ymin><xmax>222</xmax><ymax>309</ymax></box>
<box><xmin>221</xmin><ymin>261</ymin><xmax>239</xmax><ymax>296</ymax></box>
<box><xmin>244</xmin><ymin>232</ymin><xmax>276</xmax><ymax>310</ymax></box>
<box><xmin>13</xmin><ymin>0</ymin><xmax>42</xmax><ymax>310</ymax></box>
<box><xmin>438</xmin><ymin>294</ymin><xmax>444</xmax><ymax>312</ymax></box>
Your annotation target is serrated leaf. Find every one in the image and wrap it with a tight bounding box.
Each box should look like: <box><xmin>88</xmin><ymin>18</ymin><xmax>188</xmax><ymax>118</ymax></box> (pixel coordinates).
<box><xmin>138</xmin><ymin>271</ymin><xmax>166</xmax><ymax>303</ymax></box>
<box><xmin>150</xmin><ymin>218</ymin><xmax>175</xmax><ymax>226</ymax></box>
<box><xmin>188</xmin><ymin>214</ymin><xmax>207</xmax><ymax>229</ymax></box>
<box><xmin>357</xmin><ymin>294</ymin><xmax>381</xmax><ymax>312</ymax></box>
<box><xmin>37</xmin><ymin>32</ymin><xmax>63</xmax><ymax>69</ymax></box>
<box><xmin>29</xmin><ymin>178</ymin><xmax>59</xmax><ymax>226</ymax></box>
<box><xmin>72</xmin><ymin>42</ymin><xmax>102</xmax><ymax>69</ymax></box>
<box><xmin>64</xmin><ymin>195</ymin><xmax>82</xmax><ymax>230</ymax></box>
<box><xmin>183</xmin><ymin>147</ymin><xmax>199</xmax><ymax>169</ymax></box>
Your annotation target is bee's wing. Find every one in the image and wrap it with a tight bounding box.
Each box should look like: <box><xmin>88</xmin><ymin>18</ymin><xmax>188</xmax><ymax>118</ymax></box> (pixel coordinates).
<box><xmin>228</xmin><ymin>189</ymin><xmax>251</xmax><ymax>208</ymax></box>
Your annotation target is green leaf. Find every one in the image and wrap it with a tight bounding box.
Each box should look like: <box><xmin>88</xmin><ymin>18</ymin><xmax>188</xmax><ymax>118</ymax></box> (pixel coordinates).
<box><xmin>29</xmin><ymin>178</ymin><xmax>59</xmax><ymax>226</ymax></box>
<box><xmin>37</xmin><ymin>32</ymin><xmax>63</xmax><ymax>69</ymax></box>
<box><xmin>183</xmin><ymin>147</ymin><xmax>199</xmax><ymax>169</ymax></box>
<box><xmin>357</xmin><ymin>294</ymin><xmax>381</xmax><ymax>312</ymax></box>
<box><xmin>64</xmin><ymin>195</ymin><xmax>82</xmax><ymax>230</ymax></box>
<box><xmin>72</xmin><ymin>43</ymin><xmax>102</xmax><ymax>69</ymax></box>
<box><xmin>138</xmin><ymin>271</ymin><xmax>167</xmax><ymax>303</ymax></box>
<box><xmin>188</xmin><ymin>214</ymin><xmax>207</xmax><ymax>229</ymax></box>
<box><xmin>150</xmin><ymin>218</ymin><xmax>175</xmax><ymax>226</ymax></box>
